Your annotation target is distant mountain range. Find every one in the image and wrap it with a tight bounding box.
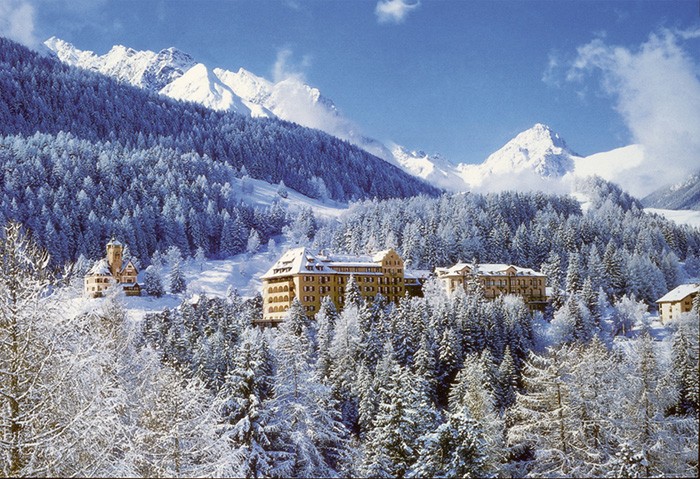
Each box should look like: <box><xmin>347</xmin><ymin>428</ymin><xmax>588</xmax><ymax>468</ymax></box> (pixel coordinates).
<box><xmin>44</xmin><ymin>37</ymin><xmax>690</xmax><ymax>203</ymax></box>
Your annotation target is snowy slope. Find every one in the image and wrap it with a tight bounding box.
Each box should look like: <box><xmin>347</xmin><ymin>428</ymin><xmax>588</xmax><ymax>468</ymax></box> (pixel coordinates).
<box><xmin>454</xmin><ymin>124</ymin><xmax>655</xmax><ymax>198</ymax></box>
<box><xmin>42</xmin><ymin>37</ymin><xmax>458</xmax><ymax>187</ymax></box>
<box><xmin>391</xmin><ymin>144</ymin><xmax>467</xmax><ymax>191</ymax></box>
<box><xmin>644</xmin><ymin>208</ymin><xmax>700</xmax><ymax>229</ymax></box>
<box><xmin>642</xmin><ymin>173</ymin><xmax>700</xmax><ymax>211</ymax></box>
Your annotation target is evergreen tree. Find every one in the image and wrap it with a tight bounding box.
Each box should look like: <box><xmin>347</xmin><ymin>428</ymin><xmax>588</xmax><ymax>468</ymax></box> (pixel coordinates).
<box><xmin>270</xmin><ymin>301</ymin><xmax>349</xmax><ymax>478</ymax></box>
<box><xmin>314</xmin><ymin>296</ymin><xmax>338</xmax><ymax>382</ymax></box>
<box><xmin>143</xmin><ymin>265</ymin><xmax>165</xmax><ymax>297</ymax></box>
<box><xmin>216</xmin><ymin>327</ymin><xmax>279</xmax><ymax>479</ymax></box>
<box><xmin>565</xmin><ymin>252</ymin><xmax>583</xmax><ymax>293</ymax></box>
<box><xmin>360</xmin><ymin>358</ymin><xmax>425</xmax><ymax>478</ymax></box>
<box><xmin>246</xmin><ymin>228</ymin><xmax>261</xmax><ymax>255</ymax></box>
<box><xmin>508</xmin><ymin>347</ymin><xmax>578</xmax><ymax>476</ymax></box>
<box><xmin>410</xmin><ymin>406</ymin><xmax>488</xmax><ymax>478</ymax></box>
<box><xmin>168</xmin><ymin>261</ymin><xmax>187</xmax><ymax>294</ymax></box>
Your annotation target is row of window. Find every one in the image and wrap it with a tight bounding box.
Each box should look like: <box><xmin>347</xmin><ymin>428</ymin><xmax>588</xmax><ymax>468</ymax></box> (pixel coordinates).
<box><xmin>268</xmin><ymin>305</ymin><xmax>290</xmax><ymax>314</ymax></box>
<box><xmin>267</xmin><ymin>295</ymin><xmax>290</xmax><ymax>303</ymax></box>
<box><xmin>268</xmin><ymin>285</ymin><xmax>290</xmax><ymax>293</ymax></box>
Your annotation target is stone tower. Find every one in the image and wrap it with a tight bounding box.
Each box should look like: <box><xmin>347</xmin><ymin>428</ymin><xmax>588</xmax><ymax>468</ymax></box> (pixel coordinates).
<box><xmin>106</xmin><ymin>238</ymin><xmax>123</xmax><ymax>278</ymax></box>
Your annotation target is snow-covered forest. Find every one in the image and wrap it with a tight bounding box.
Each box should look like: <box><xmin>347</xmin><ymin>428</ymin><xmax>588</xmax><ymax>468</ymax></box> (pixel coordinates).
<box><xmin>1</xmin><ymin>220</ymin><xmax>697</xmax><ymax>477</ymax></box>
<box><xmin>0</xmin><ymin>32</ymin><xmax>698</xmax><ymax>478</ymax></box>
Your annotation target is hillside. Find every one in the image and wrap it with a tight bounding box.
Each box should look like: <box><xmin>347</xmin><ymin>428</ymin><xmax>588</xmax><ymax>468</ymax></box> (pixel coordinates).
<box><xmin>642</xmin><ymin>173</ymin><xmax>700</xmax><ymax>211</ymax></box>
<box><xmin>0</xmin><ymin>37</ymin><xmax>439</xmax><ymax>204</ymax></box>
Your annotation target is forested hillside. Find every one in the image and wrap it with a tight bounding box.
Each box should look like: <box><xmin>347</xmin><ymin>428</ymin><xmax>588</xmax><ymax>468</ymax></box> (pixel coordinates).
<box><xmin>315</xmin><ymin>177</ymin><xmax>700</xmax><ymax>305</ymax></box>
<box><xmin>0</xmin><ymin>131</ymin><xmax>292</xmax><ymax>265</ymax></box>
<box><xmin>0</xmin><ymin>37</ymin><xmax>439</xmax><ymax>203</ymax></box>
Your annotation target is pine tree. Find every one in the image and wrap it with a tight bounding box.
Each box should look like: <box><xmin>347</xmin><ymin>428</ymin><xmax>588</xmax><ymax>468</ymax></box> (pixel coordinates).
<box><xmin>497</xmin><ymin>346</ymin><xmax>518</xmax><ymax>411</ymax></box>
<box><xmin>270</xmin><ymin>302</ymin><xmax>349</xmax><ymax>478</ymax></box>
<box><xmin>143</xmin><ymin>265</ymin><xmax>165</xmax><ymax>297</ymax></box>
<box><xmin>216</xmin><ymin>328</ymin><xmax>282</xmax><ymax>479</ymax></box>
<box><xmin>246</xmin><ymin>228</ymin><xmax>261</xmax><ymax>254</ymax></box>
<box><xmin>565</xmin><ymin>252</ymin><xmax>583</xmax><ymax>293</ymax></box>
<box><xmin>360</xmin><ymin>358</ymin><xmax>425</xmax><ymax>478</ymax></box>
<box><xmin>409</xmin><ymin>406</ymin><xmax>488</xmax><ymax>478</ymax></box>
<box><xmin>315</xmin><ymin>296</ymin><xmax>338</xmax><ymax>382</ymax></box>
<box><xmin>671</xmin><ymin>316</ymin><xmax>699</xmax><ymax>416</ymax></box>
<box><xmin>448</xmin><ymin>354</ymin><xmax>505</xmax><ymax>473</ymax></box>
<box><xmin>168</xmin><ymin>261</ymin><xmax>187</xmax><ymax>294</ymax></box>
<box><xmin>615</xmin><ymin>332</ymin><xmax>696</xmax><ymax>477</ymax></box>
<box><xmin>328</xmin><ymin>297</ymin><xmax>361</xmax><ymax>432</ymax></box>
<box><xmin>508</xmin><ymin>347</ymin><xmax>578</xmax><ymax>476</ymax></box>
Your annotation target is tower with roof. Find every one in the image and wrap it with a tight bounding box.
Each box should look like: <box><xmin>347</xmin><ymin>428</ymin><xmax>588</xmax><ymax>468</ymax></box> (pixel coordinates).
<box><xmin>84</xmin><ymin>238</ymin><xmax>141</xmax><ymax>297</ymax></box>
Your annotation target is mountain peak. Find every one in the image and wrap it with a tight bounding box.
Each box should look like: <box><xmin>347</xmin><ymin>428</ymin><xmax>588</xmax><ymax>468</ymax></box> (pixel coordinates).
<box><xmin>513</xmin><ymin>123</ymin><xmax>572</xmax><ymax>153</ymax></box>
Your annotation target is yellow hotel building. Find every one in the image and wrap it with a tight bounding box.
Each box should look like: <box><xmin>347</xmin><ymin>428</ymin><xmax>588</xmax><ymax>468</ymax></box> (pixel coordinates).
<box><xmin>435</xmin><ymin>262</ymin><xmax>547</xmax><ymax>310</ymax></box>
<box><xmin>260</xmin><ymin>247</ymin><xmax>407</xmax><ymax>324</ymax></box>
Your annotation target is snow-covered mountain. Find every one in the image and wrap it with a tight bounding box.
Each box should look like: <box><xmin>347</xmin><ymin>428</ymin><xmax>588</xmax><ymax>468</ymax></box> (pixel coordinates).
<box><xmin>454</xmin><ymin>124</ymin><xmax>654</xmax><ymax>198</ymax></box>
<box><xmin>43</xmin><ymin>38</ymin><xmax>665</xmax><ymax>199</ymax></box>
<box><xmin>643</xmin><ymin>172</ymin><xmax>700</xmax><ymax>211</ymax></box>
<box><xmin>44</xmin><ymin>38</ymin><xmax>374</xmax><ymax>152</ymax></box>
<box><xmin>391</xmin><ymin>145</ymin><xmax>468</xmax><ymax>192</ymax></box>
<box><xmin>43</xmin><ymin>37</ymin><xmax>483</xmax><ymax>187</ymax></box>
<box><xmin>44</xmin><ymin>36</ymin><xmax>197</xmax><ymax>92</ymax></box>
<box><xmin>458</xmin><ymin>123</ymin><xmax>577</xmax><ymax>191</ymax></box>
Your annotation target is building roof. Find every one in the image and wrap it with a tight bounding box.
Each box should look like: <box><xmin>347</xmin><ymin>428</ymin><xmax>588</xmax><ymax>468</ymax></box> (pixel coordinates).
<box><xmin>86</xmin><ymin>258</ymin><xmax>112</xmax><ymax>277</ymax></box>
<box><xmin>405</xmin><ymin>269</ymin><xmax>431</xmax><ymax>280</ymax></box>
<box><xmin>106</xmin><ymin>238</ymin><xmax>122</xmax><ymax>247</ymax></box>
<box><xmin>261</xmin><ymin>248</ymin><xmax>399</xmax><ymax>280</ymax></box>
<box><xmin>435</xmin><ymin>262</ymin><xmax>545</xmax><ymax>278</ymax></box>
<box><xmin>120</xmin><ymin>259</ymin><xmax>138</xmax><ymax>274</ymax></box>
<box><xmin>261</xmin><ymin>247</ymin><xmax>332</xmax><ymax>279</ymax></box>
<box><xmin>656</xmin><ymin>283</ymin><xmax>700</xmax><ymax>303</ymax></box>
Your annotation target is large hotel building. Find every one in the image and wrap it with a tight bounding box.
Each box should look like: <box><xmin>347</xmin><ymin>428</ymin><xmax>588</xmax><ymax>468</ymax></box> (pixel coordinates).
<box><xmin>260</xmin><ymin>247</ymin><xmax>422</xmax><ymax>324</ymax></box>
<box><xmin>261</xmin><ymin>247</ymin><xmax>549</xmax><ymax>324</ymax></box>
<box><xmin>435</xmin><ymin>262</ymin><xmax>547</xmax><ymax>310</ymax></box>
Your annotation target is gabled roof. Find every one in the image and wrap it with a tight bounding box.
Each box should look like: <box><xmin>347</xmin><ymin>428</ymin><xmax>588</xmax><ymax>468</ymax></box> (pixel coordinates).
<box><xmin>372</xmin><ymin>249</ymin><xmax>396</xmax><ymax>262</ymax></box>
<box><xmin>120</xmin><ymin>259</ymin><xmax>138</xmax><ymax>274</ymax></box>
<box><xmin>436</xmin><ymin>262</ymin><xmax>545</xmax><ymax>277</ymax></box>
<box><xmin>656</xmin><ymin>283</ymin><xmax>700</xmax><ymax>303</ymax></box>
<box><xmin>262</xmin><ymin>248</ymin><xmax>401</xmax><ymax>280</ymax></box>
<box><xmin>261</xmin><ymin>247</ymin><xmax>334</xmax><ymax>279</ymax></box>
<box><xmin>86</xmin><ymin>258</ymin><xmax>112</xmax><ymax>276</ymax></box>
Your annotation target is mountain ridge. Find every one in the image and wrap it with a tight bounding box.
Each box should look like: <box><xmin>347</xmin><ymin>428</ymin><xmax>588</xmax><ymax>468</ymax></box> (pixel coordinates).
<box><xmin>43</xmin><ymin>37</ymin><xmax>679</xmax><ymax>201</ymax></box>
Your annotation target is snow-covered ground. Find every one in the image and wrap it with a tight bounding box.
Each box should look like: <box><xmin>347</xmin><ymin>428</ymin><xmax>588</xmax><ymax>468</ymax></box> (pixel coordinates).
<box><xmin>235</xmin><ymin>175</ymin><xmax>347</xmax><ymax>218</ymax></box>
<box><xmin>644</xmin><ymin>207</ymin><xmax>700</xmax><ymax>229</ymax></box>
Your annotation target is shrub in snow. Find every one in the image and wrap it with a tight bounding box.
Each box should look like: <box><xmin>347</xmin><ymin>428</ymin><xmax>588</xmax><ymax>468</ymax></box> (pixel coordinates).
<box><xmin>276</xmin><ymin>180</ymin><xmax>288</xmax><ymax>198</ymax></box>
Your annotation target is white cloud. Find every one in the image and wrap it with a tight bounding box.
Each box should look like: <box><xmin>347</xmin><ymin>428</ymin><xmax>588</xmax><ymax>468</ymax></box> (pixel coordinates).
<box><xmin>567</xmin><ymin>28</ymin><xmax>700</xmax><ymax>190</ymax></box>
<box><xmin>0</xmin><ymin>0</ymin><xmax>38</xmax><ymax>47</ymax></box>
<box><xmin>272</xmin><ymin>47</ymin><xmax>312</xmax><ymax>83</ymax></box>
<box><xmin>375</xmin><ymin>0</ymin><xmax>420</xmax><ymax>25</ymax></box>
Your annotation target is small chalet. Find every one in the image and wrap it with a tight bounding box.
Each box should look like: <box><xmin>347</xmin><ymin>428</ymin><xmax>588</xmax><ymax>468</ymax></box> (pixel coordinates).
<box><xmin>656</xmin><ymin>283</ymin><xmax>699</xmax><ymax>324</ymax></box>
<box><xmin>84</xmin><ymin>238</ymin><xmax>141</xmax><ymax>297</ymax></box>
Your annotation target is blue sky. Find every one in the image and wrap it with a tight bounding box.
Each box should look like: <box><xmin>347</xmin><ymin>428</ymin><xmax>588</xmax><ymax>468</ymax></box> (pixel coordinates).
<box><xmin>2</xmin><ymin>0</ymin><xmax>699</xmax><ymax>168</ymax></box>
